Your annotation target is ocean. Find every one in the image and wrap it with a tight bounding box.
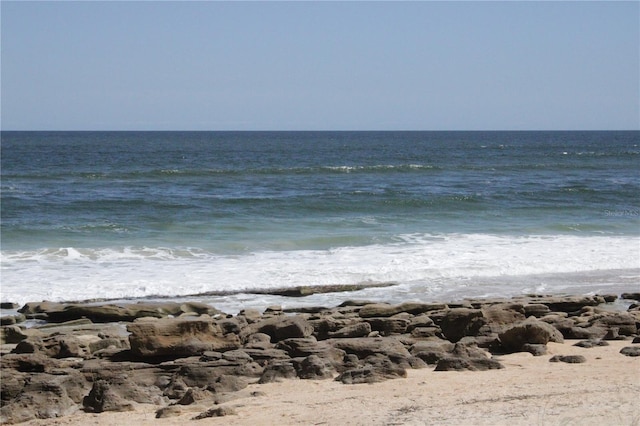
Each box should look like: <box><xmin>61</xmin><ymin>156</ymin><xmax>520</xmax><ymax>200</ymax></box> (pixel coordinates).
<box><xmin>1</xmin><ymin>131</ymin><xmax>639</xmax><ymax>314</ymax></box>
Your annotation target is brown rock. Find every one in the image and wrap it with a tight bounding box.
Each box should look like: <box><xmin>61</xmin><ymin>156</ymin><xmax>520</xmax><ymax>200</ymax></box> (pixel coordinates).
<box><xmin>127</xmin><ymin>318</ymin><xmax>240</xmax><ymax>358</ymax></box>
<box><xmin>499</xmin><ymin>318</ymin><xmax>563</xmax><ymax>353</ymax></box>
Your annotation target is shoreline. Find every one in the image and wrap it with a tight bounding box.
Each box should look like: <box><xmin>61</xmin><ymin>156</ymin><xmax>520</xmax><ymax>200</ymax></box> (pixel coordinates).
<box><xmin>2</xmin><ymin>293</ymin><xmax>639</xmax><ymax>425</ymax></box>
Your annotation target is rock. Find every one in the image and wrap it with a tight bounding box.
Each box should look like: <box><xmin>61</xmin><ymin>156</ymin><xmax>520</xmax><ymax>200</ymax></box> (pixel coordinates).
<box><xmin>207</xmin><ymin>375</ymin><xmax>249</xmax><ymax>393</ymax></box>
<box><xmin>276</xmin><ymin>337</ymin><xmax>345</xmax><ymax>367</ymax></box>
<box><xmin>549</xmin><ymin>355</ymin><xmax>586</xmax><ymax>363</ymax></box>
<box><xmin>82</xmin><ymin>380</ymin><xmax>135</xmax><ymax>413</ymax></box>
<box><xmin>85</xmin><ymin>371</ymin><xmax>165</xmax><ymax>406</ymax></box>
<box><xmin>521</xmin><ymin>343</ymin><xmax>548</xmax><ymax>356</ymax></box>
<box><xmin>127</xmin><ymin>318</ymin><xmax>241</xmax><ymax>358</ymax></box>
<box><xmin>438</xmin><ymin>308</ymin><xmax>485</xmax><ymax>343</ymax></box>
<box><xmin>537</xmin><ymin>295</ymin><xmax>604</xmax><ymax>314</ymax></box>
<box><xmin>573</xmin><ymin>339</ymin><xmax>609</xmax><ymax>348</ymax></box>
<box><xmin>364</xmin><ymin>317</ymin><xmax>410</xmax><ymax>335</ymax></box>
<box><xmin>1</xmin><ymin>325</ymin><xmax>41</xmax><ymax>344</ymax></box>
<box><xmin>258</xmin><ymin>361</ymin><xmax>298</xmax><ymax>383</ymax></box>
<box><xmin>410</xmin><ymin>327</ymin><xmax>441</xmax><ymax>338</ymax></box>
<box><xmin>410</xmin><ymin>340</ymin><xmax>454</xmax><ymax>365</ymax></box>
<box><xmin>0</xmin><ymin>302</ymin><xmax>19</xmax><ymax>309</ymax></box>
<box><xmin>0</xmin><ymin>373</ymin><xmax>83</xmax><ymax>424</ymax></box>
<box><xmin>621</xmin><ymin>292</ymin><xmax>640</xmax><ymax>301</ymax></box>
<box><xmin>295</xmin><ymin>354</ymin><xmax>334</xmax><ymax>380</ymax></box>
<box><xmin>434</xmin><ymin>357</ymin><xmax>504</xmax><ymax>371</ymax></box>
<box><xmin>192</xmin><ymin>406</ymin><xmax>237</xmax><ymax>419</ymax></box>
<box><xmin>1</xmin><ymin>314</ymin><xmax>26</xmax><ymax>326</ymax></box>
<box><xmin>335</xmin><ymin>363</ymin><xmax>405</xmax><ymax>384</ymax></box>
<box><xmin>327</xmin><ymin>322</ymin><xmax>372</xmax><ymax>338</ymax></box>
<box><xmin>329</xmin><ymin>337</ymin><xmax>412</xmax><ymax>360</ymax></box>
<box><xmin>47</xmin><ymin>304</ymin><xmax>165</xmax><ymax>323</ymax></box>
<box><xmin>499</xmin><ymin>318</ymin><xmax>564</xmax><ymax>353</ymax></box>
<box><xmin>176</xmin><ymin>387</ymin><xmax>212</xmax><ymax>405</ymax></box>
<box><xmin>240</xmin><ymin>316</ymin><xmax>315</xmax><ymax>343</ymax></box>
<box><xmin>589</xmin><ymin>312</ymin><xmax>638</xmax><ymax>337</ymax></box>
<box><xmin>620</xmin><ymin>346</ymin><xmax>640</xmax><ymax>357</ymax></box>
<box><xmin>358</xmin><ymin>302</ymin><xmax>446</xmax><ymax>318</ymax></box>
<box><xmin>18</xmin><ymin>301</ymin><xmax>65</xmax><ymax>316</ymax></box>
<box><xmin>237</xmin><ymin>308</ymin><xmax>263</xmax><ymax>323</ymax></box>
<box><xmin>523</xmin><ymin>304</ymin><xmax>551</xmax><ymax>318</ymax></box>
<box><xmin>156</xmin><ymin>405</ymin><xmax>184</xmax><ymax>418</ymax></box>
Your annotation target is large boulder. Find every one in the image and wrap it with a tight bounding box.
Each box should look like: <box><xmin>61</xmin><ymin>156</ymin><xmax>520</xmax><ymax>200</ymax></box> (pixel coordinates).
<box><xmin>127</xmin><ymin>318</ymin><xmax>240</xmax><ymax>358</ymax></box>
<box><xmin>499</xmin><ymin>317</ymin><xmax>564</xmax><ymax>353</ymax></box>
<box><xmin>438</xmin><ymin>308</ymin><xmax>485</xmax><ymax>342</ymax></box>
<box><xmin>239</xmin><ymin>316</ymin><xmax>314</xmax><ymax>343</ymax></box>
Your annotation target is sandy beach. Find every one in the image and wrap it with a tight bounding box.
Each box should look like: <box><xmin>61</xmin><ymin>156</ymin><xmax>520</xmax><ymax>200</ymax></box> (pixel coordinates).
<box><xmin>19</xmin><ymin>339</ymin><xmax>639</xmax><ymax>426</ymax></box>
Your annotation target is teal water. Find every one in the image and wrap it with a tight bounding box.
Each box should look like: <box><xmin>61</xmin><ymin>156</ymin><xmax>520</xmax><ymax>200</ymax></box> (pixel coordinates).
<box><xmin>1</xmin><ymin>131</ymin><xmax>639</xmax><ymax>309</ymax></box>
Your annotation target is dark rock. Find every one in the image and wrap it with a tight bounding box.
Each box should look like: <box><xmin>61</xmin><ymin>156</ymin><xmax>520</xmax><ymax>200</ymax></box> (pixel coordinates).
<box><xmin>549</xmin><ymin>355</ymin><xmax>586</xmax><ymax>363</ymax></box>
<box><xmin>192</xmin><ymin>406</ymin><xmax>237</xmax><ymax>419</ymax></box>
<box><xmin>574</xmin><ymin>340</ymin><xmax>609</xmax><ymax>348</ymax></box>
<box><xmin>438</xmin><ymin>308</ymin><xmax>485</xmax><ymax>343</ymax></box>
<box><xmin>0</xmin><ymin>302</ymin><xmax>19</xmax><ymax>309</ymax></box>
<box><xmin>335</xmin><ymin>366</ymin><xmax>394</xmax><ymax>384</ymax></box>
<box><xmin>621</xmin><ymin>292</ymin><xmax>640</xmax><ymax>301</ymax></box>
<box><xmin>633</xmin><ymin>336</ymin><xmax>640</xmax><ymax>344</ymax></box>
<box><xmin>127</xmin><ymin>318</ymin><xmax>241</xmax><ymax>358</ymax></box>
<box><xmin>434</xmin><ymin>357</ymin><xmax>504</xmax><ymax>371</ymax></box>
<box><xmin>537</xmin><ymin>295</ymin><xmax>604</xmax><ymax>314</ymax></box>
<box><xmin>83</xmin><ymin>380</ymin><xmax>135</xmax><ymax>413</ymax></box>
<box><xmin>620</xmin><ymin>346</ymin><xmax>640</xmax><ymax>357</ymax></box>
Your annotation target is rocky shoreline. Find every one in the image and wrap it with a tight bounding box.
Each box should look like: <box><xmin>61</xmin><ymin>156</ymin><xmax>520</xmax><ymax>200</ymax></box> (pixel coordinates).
<box><xmin>1</xmin><ymin>291</ymin><xmax>639</xmax><ymax>424</ymax></box>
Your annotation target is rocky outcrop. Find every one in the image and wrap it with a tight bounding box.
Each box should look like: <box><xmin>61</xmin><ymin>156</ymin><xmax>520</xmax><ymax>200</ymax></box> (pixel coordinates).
<box><xmin>1</xmin><ymin>293</ymin><xmax>637</xmax><ymax>424</ymax></box>
<box><xmin>128</xmin><ymin>318</ymin><xmax>241</xmax><ymax>358</ymax></box>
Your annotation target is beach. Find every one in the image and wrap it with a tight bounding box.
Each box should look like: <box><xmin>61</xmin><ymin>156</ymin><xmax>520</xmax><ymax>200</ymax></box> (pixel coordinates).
<box><xmin>17</xmin><ymin>340</ymin><xmax>639</xmax><ymax>426</ymax></box>
<box><xmin>2</xmin><ymin>293</ymin><xmax>639</xmax><ymax>425</ymax></box>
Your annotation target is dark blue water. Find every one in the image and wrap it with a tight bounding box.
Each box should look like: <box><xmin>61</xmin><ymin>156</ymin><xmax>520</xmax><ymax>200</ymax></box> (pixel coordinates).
<box><xmin>1</xmin><ymin>131</ymin><xmax>639</xmax><ymax>308</ymax></box>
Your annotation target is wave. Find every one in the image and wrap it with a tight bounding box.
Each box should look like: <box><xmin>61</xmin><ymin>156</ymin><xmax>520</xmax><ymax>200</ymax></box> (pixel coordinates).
<box><xmin>2</xmin><ymin>233</ymin><xmax>638</xmax><ymax>306</ymax></box>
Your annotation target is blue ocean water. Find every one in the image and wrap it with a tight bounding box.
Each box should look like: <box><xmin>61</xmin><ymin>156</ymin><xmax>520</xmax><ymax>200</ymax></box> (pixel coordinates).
<box><xmin>1</xmin><ymin>131</ymin><xmax>639</xmax><ymax>312</ymax></box>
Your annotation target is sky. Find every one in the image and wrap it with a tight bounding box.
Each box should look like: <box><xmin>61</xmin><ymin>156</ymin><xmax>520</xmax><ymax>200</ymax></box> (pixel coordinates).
<box><xmin>1</xmin><ymin>1</ymin><xmax>638</xmax><ymax>131</ymax></box>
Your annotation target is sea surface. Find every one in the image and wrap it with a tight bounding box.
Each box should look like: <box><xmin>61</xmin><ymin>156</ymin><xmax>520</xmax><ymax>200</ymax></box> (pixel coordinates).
<box><xmin>1</xmin><ymin>131</ymin><xmax>639</xmax><ymax>313</ymax></box>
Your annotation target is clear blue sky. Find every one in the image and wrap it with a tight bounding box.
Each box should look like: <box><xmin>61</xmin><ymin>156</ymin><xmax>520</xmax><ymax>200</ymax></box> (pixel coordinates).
<box><xmin>1</xmin><ymin>1</ymin><xmax>638</xmax><ymax>130</ymax></box>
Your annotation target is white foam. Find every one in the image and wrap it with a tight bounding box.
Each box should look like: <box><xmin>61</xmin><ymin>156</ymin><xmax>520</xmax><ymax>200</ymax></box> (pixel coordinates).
<box><xmin>1</xmin><ymin>233</ymin><xmax>638</xmax><ymax>307</ymax></box>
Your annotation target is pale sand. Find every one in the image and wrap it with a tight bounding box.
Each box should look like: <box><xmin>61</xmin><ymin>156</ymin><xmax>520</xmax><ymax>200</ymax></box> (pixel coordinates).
<box><xmin>23</xmin><ymin>340</ymin><xmax>639</xmax><ymax>426</ymax></box>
